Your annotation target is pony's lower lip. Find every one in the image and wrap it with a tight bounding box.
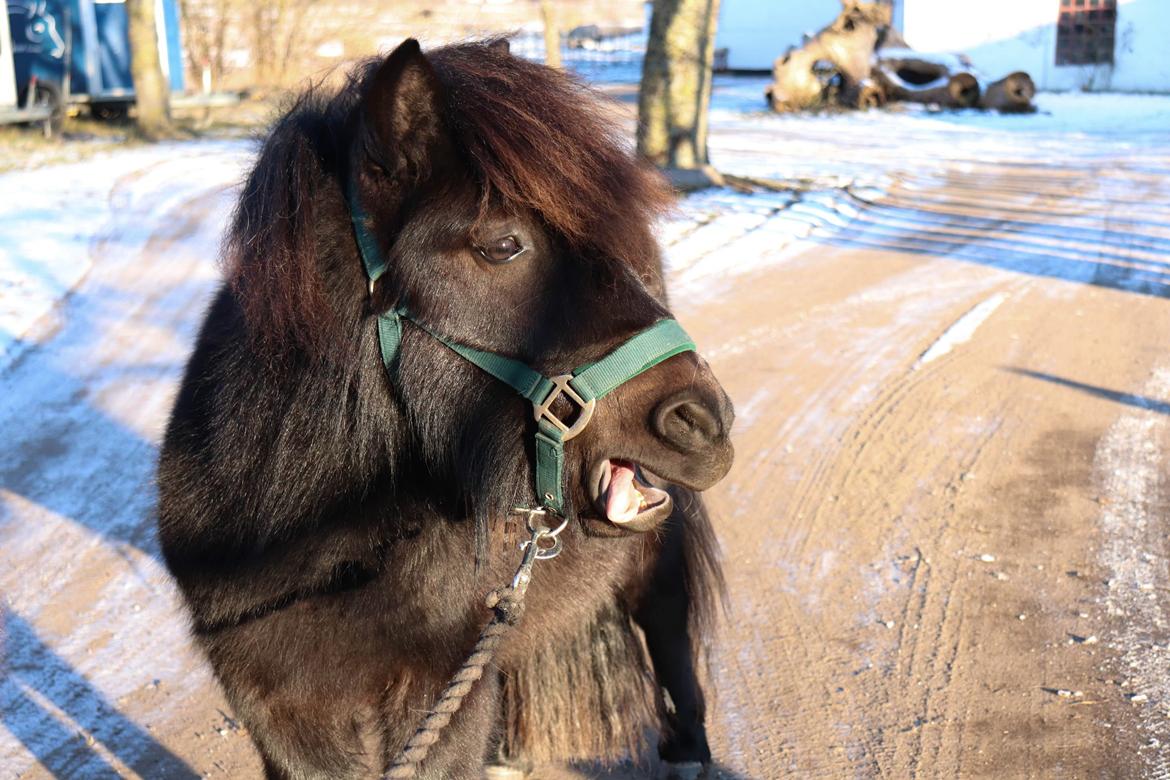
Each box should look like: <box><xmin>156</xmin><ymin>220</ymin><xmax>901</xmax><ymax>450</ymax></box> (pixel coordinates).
<box><xmin>589</xmin><ymin>458</ymin><xmax>673</xmax><ymax>532</ymax></box>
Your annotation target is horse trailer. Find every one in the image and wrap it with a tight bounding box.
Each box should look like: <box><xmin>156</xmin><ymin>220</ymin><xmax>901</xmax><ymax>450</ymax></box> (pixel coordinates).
<box><xmin>6</xmin><ymin>0</ymin><xmax>183</xmax><ymax>121</ymax></box>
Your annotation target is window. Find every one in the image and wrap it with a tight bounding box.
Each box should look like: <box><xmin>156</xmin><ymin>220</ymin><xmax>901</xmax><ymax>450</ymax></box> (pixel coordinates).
<box><xmin>1056</xmin><ymin>0</ymin><xmax>1117</xmax><ymax>66</ymax></box>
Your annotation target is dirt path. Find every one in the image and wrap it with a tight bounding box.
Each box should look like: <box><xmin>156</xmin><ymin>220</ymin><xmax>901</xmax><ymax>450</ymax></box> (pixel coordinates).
<box><xmin>675</xmin><ymin>120</ymin><xmax>1170</xmax><ymax>777</ymax></box>
<box><xmin>2</xmin><ymin>103</ymin><xmax>1170</xmax><ymax>778</ymax></box>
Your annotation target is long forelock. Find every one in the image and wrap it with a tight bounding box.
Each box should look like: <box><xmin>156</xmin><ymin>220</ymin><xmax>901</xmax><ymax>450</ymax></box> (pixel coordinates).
<box><xmin>416</xmin><ymin>42</ymin><xmax>663</xmax><ymax>546</ymax></box>
<box><xmin>427</xmin><ymin>41</ymin><xmax>673</xmax><ymax>267</ymax></box>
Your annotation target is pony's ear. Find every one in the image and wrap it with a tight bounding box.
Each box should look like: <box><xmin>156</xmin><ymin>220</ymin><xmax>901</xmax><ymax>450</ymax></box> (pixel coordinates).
<box><xmin>488</xmin><ymin>38</ymin><xmax>510</xmax><ymax>55</ymax></box>
<box><xmin>362</xmin><ymin>39</ymin><xmax>451</xmax><ymax>180</ymax></box>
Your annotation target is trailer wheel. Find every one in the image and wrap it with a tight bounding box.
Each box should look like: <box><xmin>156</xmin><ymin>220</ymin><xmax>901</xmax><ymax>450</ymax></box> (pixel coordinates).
<box><xmin>32</xmin><ymin>82</ymin><xmax>65</xmax><ymax>138</ymax></box>
<box><xmin>92</xmin><ymin>102</ymin><xmax>131</xmax><ymax>122</ymax></box>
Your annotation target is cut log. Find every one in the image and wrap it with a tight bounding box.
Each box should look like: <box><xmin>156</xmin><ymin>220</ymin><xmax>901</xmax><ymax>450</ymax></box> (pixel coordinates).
<box><xmin>767</xmin><ymin>48</ymin><xmax>836</xmax><ymax>112</ymax></box>
<box><xmin>874</xmin><ymin>54</ymin><xmax>981</xmax><ymax>108</ymax></box>
<box><xmin>816</xmin><ymin>3</ymin><xmax>891</xmax><ymax>84</ymax></box>
<box><xmin>948</xmin><ymin>72</ymin><xmax>980</xmax><ymax>107</ymax></box>
<box><xmin>979</xmin><ymin>71</ymin><xmax>1036</xmax><ymax>112</ymax></box>
<box><xmin>845</xmin><ymin>78</ymin><xmax>886</xmax><ymax>110</ymax></box>
<box><xmin>766</xmin><ymin>2</ymin><xmax>893</xmax><ymax>113</ymax></box>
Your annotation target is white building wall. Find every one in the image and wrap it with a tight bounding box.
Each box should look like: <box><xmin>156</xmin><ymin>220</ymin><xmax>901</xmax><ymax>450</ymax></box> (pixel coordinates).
<box><xmin>715</xmin><ymin>0</ymin><xmax>841</xmax><ymax>71</ymax></box>
<box><xmin>900</xmin><ymin>0</ymin><xmax>1170</xmax><ymax>92</ymax></box>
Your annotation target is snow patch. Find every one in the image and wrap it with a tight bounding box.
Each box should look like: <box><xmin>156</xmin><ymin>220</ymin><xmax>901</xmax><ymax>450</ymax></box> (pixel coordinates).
<box><xmin>1095</xmin><ymin>366</ymin><xmax>1170</xmax><ymax>777</ymax></box>
<box><xmin>914</xmin><ymin>292</ymin><xmax>1008</xmax><ymax>369</ymax></box>
<box><xmin>875</xmin><ymin>47</ymin><xmax>971</xmax><ymax>73</ymax></box>
<box><xmin>662</xmin><ymin>186</ymin><xmax>869</xmax><ymax>304</ymax></box>
<box><xmin>0</xmin><ymin>142</ymin><xmax>250</xmax><ymax>370</ymax></box>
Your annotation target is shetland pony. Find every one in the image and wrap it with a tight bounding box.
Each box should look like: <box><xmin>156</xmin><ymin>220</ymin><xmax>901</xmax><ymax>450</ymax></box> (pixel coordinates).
<box><xmin>157</xmin><ymin>39</ymin><xmax>734</xmax><ymax>779</ymax></box>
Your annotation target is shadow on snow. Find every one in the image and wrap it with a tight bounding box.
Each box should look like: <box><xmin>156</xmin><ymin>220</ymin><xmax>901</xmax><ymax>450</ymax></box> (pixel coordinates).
<box><xmin>0</xmin><ymin>609</ymin><xmax>200</xmax><ymax>779</ymax></box>
<box><xmin>1007</xmin><ymin>367</ymin><xmax>1170</xmax><ymax>416</ymax></box>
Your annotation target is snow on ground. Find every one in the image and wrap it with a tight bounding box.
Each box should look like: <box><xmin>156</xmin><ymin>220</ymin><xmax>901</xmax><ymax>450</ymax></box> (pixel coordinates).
<box><xmin>1096</xmin><ymin>366</ymin><xmax>1170</xmax><ymax>773</ymax></box>
<box><xmin>913</xmin><ymin>291</ymin><xmax>1008</xmax><ymax>369</ymax></box>
<box><xmin>672</xmin><ymin>78</ymin><xmax>1170</xmax><ymax>304</ymax></box>
<box><xmin>708</xmin><ymin>77</ymin><xmax>1170</xmax><ymax>183</ymax></box>
<box><xmin>0</xmin><ymin>142</ymin><xmax>252</xmax><ymax>370</ymax></box>
<box><xmin>0</xmin><ymin>141</ymin><xmax>255</xmax><ymax>778</ymax></box>
<box><xmin>712</xmin><ymin>75</ymin><xmax>1170</xmax><ymax>135</ymax></box>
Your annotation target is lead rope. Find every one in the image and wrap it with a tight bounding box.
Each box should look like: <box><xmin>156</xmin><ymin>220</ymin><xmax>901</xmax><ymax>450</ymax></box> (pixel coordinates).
<box><xmin>382</xmin><ymin>510</ymin><xmax>565</xmax><ymax>779</ymax></box>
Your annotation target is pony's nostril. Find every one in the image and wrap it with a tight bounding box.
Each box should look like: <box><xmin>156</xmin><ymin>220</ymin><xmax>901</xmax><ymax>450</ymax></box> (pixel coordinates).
<box><xmin>653</xmin><ymin>393</ymin><xmax>722</xmax><ymax>452</ymax></box>
<box><xmin>674</xmin><ymin>402</ymin><xmax>718</xmax><ymax>438</ymax></box>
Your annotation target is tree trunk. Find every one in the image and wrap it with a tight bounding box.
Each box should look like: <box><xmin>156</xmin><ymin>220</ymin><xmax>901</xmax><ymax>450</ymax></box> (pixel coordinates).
<box><xmin>252</xmin><ymin>4</ymin><xmax>271</xmax><ymax>85</ymax></box>
<box><xmin>539</xmin><ymin>0</ymin><xmax>561</xmax><ymax>68</ymax></box>
<box><xmin>637</xmin><ymin>0</ymin><xmax>722</xmax><ymax>170</ymax></box>
<box><xmin>127</xmin><ymin>0</ymin><xmax>171</xmax><ymax>139</ymax></box>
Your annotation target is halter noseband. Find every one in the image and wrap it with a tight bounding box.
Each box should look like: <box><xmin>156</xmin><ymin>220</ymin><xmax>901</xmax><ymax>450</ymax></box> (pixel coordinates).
<box><xmin>348</xmin><ymin>180</ymin><xmax>695</xmax><ymax>515</ymax></box>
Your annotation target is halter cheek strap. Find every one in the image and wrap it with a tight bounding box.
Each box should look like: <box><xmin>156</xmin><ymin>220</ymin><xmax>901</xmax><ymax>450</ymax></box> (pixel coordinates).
<box><xmin>348</xmin><ymin>180</ymin><xmax>695</xmax><ymax>515</ymax></box>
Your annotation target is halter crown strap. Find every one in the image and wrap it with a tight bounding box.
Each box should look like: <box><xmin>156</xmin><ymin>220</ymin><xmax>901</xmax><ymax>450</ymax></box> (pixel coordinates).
<box><xmin>348</xmin><ymin>178</ymin><xmax>390</xmax><ymax>284</ymax></box>
<box><xmin>348</xmin><ymin>181</ymin><xmax>695</xmax><ymax>515</ymax></box>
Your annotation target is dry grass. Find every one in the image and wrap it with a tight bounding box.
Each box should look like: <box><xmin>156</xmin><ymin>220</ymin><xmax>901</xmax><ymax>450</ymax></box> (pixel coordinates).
<box><xmin>0</xmin><ymin>97</ymin><xmax>279</xmax><ymax>173</ymax></box>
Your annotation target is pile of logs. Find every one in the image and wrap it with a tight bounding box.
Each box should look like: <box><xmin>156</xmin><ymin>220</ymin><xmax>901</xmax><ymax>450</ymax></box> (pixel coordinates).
<box><xmin>765</xmin><ymin>2</ymin><xmax>1036</xmax><ymax>114</ymax></box>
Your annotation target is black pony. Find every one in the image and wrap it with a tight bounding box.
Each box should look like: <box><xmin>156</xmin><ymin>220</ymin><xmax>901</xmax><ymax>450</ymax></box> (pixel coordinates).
<box><xmin>157</xmin><ymin>39</ymin><xmax>734</xmax><ymax>779</ymax></box>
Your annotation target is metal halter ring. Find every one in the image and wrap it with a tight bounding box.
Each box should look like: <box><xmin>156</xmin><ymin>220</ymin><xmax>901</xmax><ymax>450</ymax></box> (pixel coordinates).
<box><xmin>532</xmin><ymin>374</ymin><xmax>596</xmax><ymax>441</ymax></box>
<box><xmin>526</xmin><ymin>531</ymin><xmax>562</xmax><ymax>561</ymax></box>
<box><xmin>512</xmin><ymin>507</ymin><xmax>568</xmax><ymax>539</ymax></box>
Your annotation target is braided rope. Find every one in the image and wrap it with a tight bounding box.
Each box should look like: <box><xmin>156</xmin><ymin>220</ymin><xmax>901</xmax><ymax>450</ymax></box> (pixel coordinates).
<box><xmin>382</xmin><ymin>587</ymin><xmax>526</xmax><ymax>779</ymax></box>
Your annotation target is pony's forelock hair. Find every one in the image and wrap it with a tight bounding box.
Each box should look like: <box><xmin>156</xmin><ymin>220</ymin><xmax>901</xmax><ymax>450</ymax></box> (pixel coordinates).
<box><xmin>426</xmin><ymin>40</ymin><xmax>674</xmax><ymax>266</ymax></box>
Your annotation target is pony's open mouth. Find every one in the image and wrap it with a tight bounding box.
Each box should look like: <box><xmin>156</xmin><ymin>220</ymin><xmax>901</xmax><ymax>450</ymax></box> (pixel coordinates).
<box><xmin>589</xmin><ymin>458</ymin><xmax>672</xmax><ymax>532</ymax></box>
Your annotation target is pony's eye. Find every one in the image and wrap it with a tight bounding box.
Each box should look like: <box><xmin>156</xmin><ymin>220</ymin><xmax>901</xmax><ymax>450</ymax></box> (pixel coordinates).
<box><xmin>477</xmin><ymin>235</ymin><xmax>525</xmax><ymax>264</ymax></box>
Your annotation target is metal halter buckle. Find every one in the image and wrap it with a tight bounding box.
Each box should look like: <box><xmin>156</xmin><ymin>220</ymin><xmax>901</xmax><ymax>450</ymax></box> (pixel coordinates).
<box><xmin>532</xmin><ymin>374</ymin><xmax>596</xmax><ymax>441</ymax></box>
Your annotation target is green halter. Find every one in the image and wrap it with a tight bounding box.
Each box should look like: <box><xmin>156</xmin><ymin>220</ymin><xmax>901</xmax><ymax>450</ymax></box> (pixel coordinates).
<box><xmin>348</xmin><ymin>181</ymin><xmax>696</xmax><ymax>515</ymax></box>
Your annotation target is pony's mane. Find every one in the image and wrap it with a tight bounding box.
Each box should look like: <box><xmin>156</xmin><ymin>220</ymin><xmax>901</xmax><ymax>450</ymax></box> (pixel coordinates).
<box><xmin>226</xmin><ymin>40</ymin><xmax>671</xmax><ymax>358</ymax></box>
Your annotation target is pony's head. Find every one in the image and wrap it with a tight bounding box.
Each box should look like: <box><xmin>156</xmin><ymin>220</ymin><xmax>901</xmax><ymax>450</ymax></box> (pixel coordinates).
<box><xmin>228</xmin><ymin>39</ymin><xmax>733</xmax><ymax>542</ymax></box>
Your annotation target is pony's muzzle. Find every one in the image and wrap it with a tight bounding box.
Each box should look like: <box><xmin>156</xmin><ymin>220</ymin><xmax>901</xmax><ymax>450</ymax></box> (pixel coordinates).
<box><xmin>651</xmin><ymin>388</ymin><xmax>735</xmax><ymax>489</ymax></box>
